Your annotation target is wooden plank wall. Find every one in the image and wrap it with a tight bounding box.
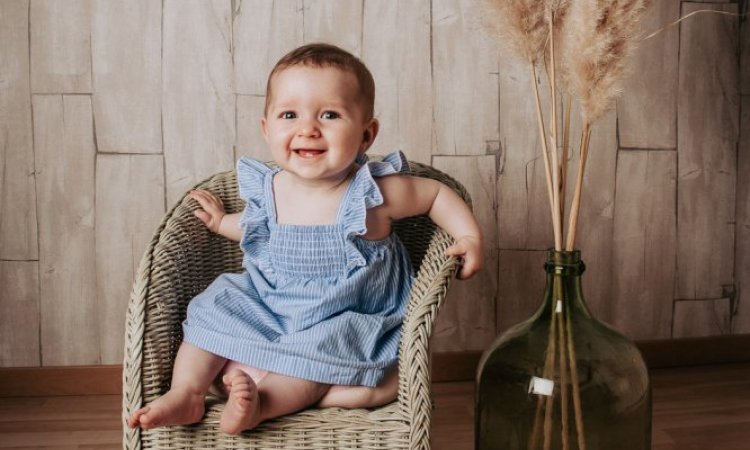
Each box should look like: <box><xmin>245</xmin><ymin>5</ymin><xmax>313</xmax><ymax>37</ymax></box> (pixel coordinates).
<box><xmin>0</xmin><ymin>0</ymin><xmax>745</xmax><ymax>367</ymax></box>
<box><xmin>737</xmin><ymin>0</ymin><xmax>750</xmax><ymax>334</ymax></box>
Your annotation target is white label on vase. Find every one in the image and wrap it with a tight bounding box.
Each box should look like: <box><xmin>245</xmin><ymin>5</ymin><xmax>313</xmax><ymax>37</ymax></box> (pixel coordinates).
<box><xmin>556</xmin><ymin>300</ymin><xmax>562</xmax><ymax>313</ymax></box>
<box><xmin>528</xmin><ymin>376</ymin><xmax>554</xmax><ymax>396</ymax></box>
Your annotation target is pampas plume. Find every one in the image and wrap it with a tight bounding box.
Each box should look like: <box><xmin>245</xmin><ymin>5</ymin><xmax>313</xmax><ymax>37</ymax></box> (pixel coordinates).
<box><xmin>562</xmin><ymin>0</ymin><xmax>649</xmax><ymax>250</ymax></box>
<box><xmin>563</xmin><ymin>0</ymin><xmax>650</xmax><ymax>123</ymax></box>
<box><xmin>480</xmin><ymin>0</ymin><xmax>548</xmax><ymax>64</ymax></box>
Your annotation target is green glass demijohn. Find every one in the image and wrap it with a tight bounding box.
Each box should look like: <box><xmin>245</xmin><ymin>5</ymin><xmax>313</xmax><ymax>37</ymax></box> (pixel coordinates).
<box><xmin>476</xmin><ymin>250</ymin><xmax>651</xmax><ymax>450</ymax></box>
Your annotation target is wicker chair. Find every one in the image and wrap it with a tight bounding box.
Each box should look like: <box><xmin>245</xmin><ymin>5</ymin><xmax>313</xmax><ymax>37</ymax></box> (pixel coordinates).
<box><xmin>122</xmin><ymin>159</ymin><xmax>470</xmax><ymax>450</ymax></box>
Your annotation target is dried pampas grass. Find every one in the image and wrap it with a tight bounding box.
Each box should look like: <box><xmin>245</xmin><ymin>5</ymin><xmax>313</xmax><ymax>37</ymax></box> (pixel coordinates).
<box><xmin>480</xmin><ymin>0</ymin><xmax>649</xmax><ymax>249</ymax></box>
<box><xmin>480</xmin><ymin>0</ymin><xmax>548</xmax><ymax>64</ymax></box>
<box><xmin>562</xmin><ymin>0</ymin><xmax>649</xmax><ymax>250</ymax></box>
<box><xmin>563</xmin><ymin>0</ymin><xmax>649</xmax><ymax>124</ymax></box>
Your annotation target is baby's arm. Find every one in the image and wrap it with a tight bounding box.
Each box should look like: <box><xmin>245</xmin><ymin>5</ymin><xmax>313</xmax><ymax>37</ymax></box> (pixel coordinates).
<box><xmin>377</xmin><ymin>176</ymin><xmax>482</xmax><ymax>280</ymax></box>
<box><xmin>189</xmin><ymin>189</ymin><xmax>242</xmax><ymax>242</ymax></box>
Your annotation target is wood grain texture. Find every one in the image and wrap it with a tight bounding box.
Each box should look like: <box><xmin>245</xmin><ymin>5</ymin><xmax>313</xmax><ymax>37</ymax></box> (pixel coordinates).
<box><xmin>303</xmin><ymin>0</ymin><xmax>362</xmax><ymax>55</ymax></box>
<box><xmin>651</xmin><ymin>363</ymin><xmax>750</xmax><ymax>450</ymax></box>
<box><xmin>0</xmin><ymin>0</ymin><xmax>38</xmax><ymax>260</ymax></box>
<box><xmin>673</xmin><ymin>298</ymin><xmax>731</xmax><ymax>339</ymax></box>
<box><xmin>33</xmin><ymin>95</ymin><xmax>97</xmax><ymax>365</ymax></box>
<box><xmin>162</xmin><ymin>0</ymin><xmax>235</xmax><ymax>206</ymax></box>
<box><xmin>496</xmin><ymin>250</ymin><xmax>547</xmax><ymax>333</ymax></box>
<box><xmin>362</xmin><ymin>0</ymin><xmax>433</xmax><ymax>164</ymax></box>
<box><xmin>233</xmin><ymin>0</ymin><xmax>304</xmax><ymax>96</ymax></box>
<box><xmin>638</xmin><ymin>335</ymin><xmax>750</xmax><ymax>369</ymax></box>
<box><xmin>432</xmin><ymin>0</ymin><xmax>499</xmax><ymax>156</ymax></box>
<box><xmin>736</xmin><ymin>96</ymin><xmax>750</xmax><ymax>334</ymax></box>
<box><xmin>95</xmin><ymin>154</ymin><xmax>165</xmax><ymax>364</ymax></box>
<box><xmin>0</xmin><ymin>365</ymin><xmax>121</xmax><ymax>397</ymax></box>
<box><xmin>0</xmin><ymin>262</ymin><xmax>39</xmax><ymax>367</ymax></box>
<box><xmin>612</xmin><ymin>150</ymin><xmax>677</xmax><ymax>340</ymax></box>
<box><xmin>495</xmin><ymin>56</ymin><xmax>553</xmax><ymax>249</ymax></box>
<box><xmin>91</xmin><ymin>0</ymin><xmax>162</xmax><ymax>154</ymax></box>
<box><xmin>432</xmin><ymin>155</ymin><xmax>497</xmax><ymax>351</ymax></box>
<box><xmin>742</xmin><ymin>11</ymin><xmax>750</xmax><ymax>95</ymax></box>
<box><xmin>30</xmin><ymin>0</ymin><xmax>92</xmax><ymax>93</ymax></box>
<box><xmin>235</xmin><ymin>95</ymin><xmax>271</xmax><ymax>161</ymax></box>
<box><xmin>617</xmin><ymin>0</ymin><xmax>679</xmax><ymax>149</ymax></box>
<box><xmin>0</xmin><ymin>395</ymin><xmax>121</xmax><ymax>449</ymax></box>
<box><xmin>676</xmin><ymin>2</ymin><xmax>739</xmax><ymax>300</ymax></box>
<box><xmin>0</xmin><ymin>1</ymin><xmax>746</xmax><ymax>369</ymax></box>
<box><xmin>565</xmin><ymin>108</ymin><xmax>618</xmax><ymax>323</ymax></box>
<box><xmin>431</xmin><ymin>364</ymin><xmax>750</xmax><ymax>450</ymax></box>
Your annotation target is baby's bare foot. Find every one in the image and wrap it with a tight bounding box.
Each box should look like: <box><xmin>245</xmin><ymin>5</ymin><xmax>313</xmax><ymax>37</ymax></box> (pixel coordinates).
<box><xmin>219</xmin><ymin>369</ymin><xmax>262</xmax><ymax>435</ymax></box>
<box><xmin>127</xmin><ymin>387</ymin><xmax>205</xmax><ymax>429</ymax></box>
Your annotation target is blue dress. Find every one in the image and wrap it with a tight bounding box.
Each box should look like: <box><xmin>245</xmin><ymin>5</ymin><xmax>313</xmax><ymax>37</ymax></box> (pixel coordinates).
<box><xmin>183</xmin><ymin>151</ymin><xmax>414</xmax><ymax>387</ymax></box>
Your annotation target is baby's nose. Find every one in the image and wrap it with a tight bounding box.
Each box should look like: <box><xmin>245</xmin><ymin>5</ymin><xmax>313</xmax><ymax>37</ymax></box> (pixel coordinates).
<box><xmin>297</xmin><ymin>119</ymin><xmax>321</xmax><ymax>137</ymax></box>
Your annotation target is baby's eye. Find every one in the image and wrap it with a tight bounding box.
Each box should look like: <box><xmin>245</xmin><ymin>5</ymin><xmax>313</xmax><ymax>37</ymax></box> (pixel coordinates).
<box><xmin>279</xmin><ymin>111</ymin><xmax>296</xmax><ymax>119</ymax></box>
<box><xmin>321</xmin><ymin>111</ymin><xmax>340</xmax><ymax>120</ymax></box>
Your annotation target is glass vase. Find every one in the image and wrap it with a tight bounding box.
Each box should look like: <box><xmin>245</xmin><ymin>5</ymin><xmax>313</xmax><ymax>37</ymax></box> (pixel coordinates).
<box><xmin>475</xmin><ymin>250</ymin><xmax>651</xmax><ymax>450</ymax></box>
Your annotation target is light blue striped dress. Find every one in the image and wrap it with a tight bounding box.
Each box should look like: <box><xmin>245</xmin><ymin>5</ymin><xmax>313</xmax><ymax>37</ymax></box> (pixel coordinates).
<box><xmin>182</xmin><ymin>151</ymin><xmax>414</xmax><ymax>387</ymax></box>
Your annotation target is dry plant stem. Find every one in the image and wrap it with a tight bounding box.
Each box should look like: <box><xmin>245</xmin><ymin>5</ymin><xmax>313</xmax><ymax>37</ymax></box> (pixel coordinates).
<box><xmin>565</xmin><ymin>124</ymin><xmax>592</xmax><ymax>251</ymax></box>
<box><xmin>543</xmin><ymin>388</ymin><xmax>555</xmax><ymax>450</ymax></box>
<box><xmin>529</xmin><ymin>391</ymin><xmax>546</xmax><ymax>450</ymax></box>
<box><xmin>560</xmin><ymin>96</ymin><xmax>572</xmax><ymax>222</ymax></box>
<box><xmin>531</xmin><ymin>64</ymin><xmax>559</xmax><ymax>250</ymax></box>
<box><xmin>529</xmin><ymin>284</ymin><xmax>560</xmax><ymax>450</ymax></box>
<box><xmin>556</xmin><ymin>281</ymin><xmax>570</xmax><ymax>450</ymax></box>
<box><xmin>639</xmin><ymin>9</ymin><xmax>746</xmax><ymax>42</ymax></box>
<box><xmin>566</xmin><ymin>300</ymin><xmax>587</xmax><ymax>450</ymax></box>
<box><xmin>529</xmin><ymin>392</ymin><xmax>546</xmax><ymax>450</ymax></box>
<box><xmin>542</xmin><ymin>287</ymin><xmax>559</xmax><ymax>450</ymax></box>
<box><xmin>547</xmin><ymin>13</ymin><xmax>563</xmax><ymax>251</ymax></box>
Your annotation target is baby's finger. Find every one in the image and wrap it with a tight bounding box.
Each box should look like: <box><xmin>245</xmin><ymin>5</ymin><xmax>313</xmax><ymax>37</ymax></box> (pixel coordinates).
<box><xmin>191</xmin><ymin>189</ymin><xmax>223</xmax><ymax>205</ymax></box>
<box><xmin>444</xmin><ymin>242</ymin><xmax>465</xmax><ymax>257</ymax></box>
<box><xmin>189</xmin><ymin>189</ymin><xmax>209</xmax><ymax>200</ymax></box>
<box><xmin>458</xmin><ymin>253</ymin><xmax>481</xmax><ymax>280</ymax></box>
<box><xmin>193</xmin><ymin>209</ymin><xmax>211</xmax><ymax>226</ymax></box>
<box><xmin>189</xmin><ymin>191</ymin><xmax>209</xmax><ymax>209</ymax></box>
<box><xmin>190</xmin><ymin>191</ymin><xmax>224</xmax><ymax>214</ymax></box>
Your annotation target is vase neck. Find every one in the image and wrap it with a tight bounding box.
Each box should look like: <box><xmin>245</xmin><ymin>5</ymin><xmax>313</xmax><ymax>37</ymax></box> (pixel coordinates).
<box><xmin>541</xmin><ymin>250</ymin><xmax>590</xmax><ymax>316</ymax></box>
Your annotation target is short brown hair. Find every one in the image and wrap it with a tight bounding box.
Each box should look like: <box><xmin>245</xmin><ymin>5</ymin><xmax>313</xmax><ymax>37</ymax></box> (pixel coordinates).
<box><xmin>264</xmin><ymin>43</ymin><xmax>376</xmax><ymax>120</ymax></box>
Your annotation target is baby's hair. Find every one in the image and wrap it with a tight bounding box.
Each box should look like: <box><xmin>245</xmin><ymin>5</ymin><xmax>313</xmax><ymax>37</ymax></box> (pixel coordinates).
<box><xmin>264</xmin><ymin>43</ymin><xmax>376</xmax><ymax>120</ymax></box>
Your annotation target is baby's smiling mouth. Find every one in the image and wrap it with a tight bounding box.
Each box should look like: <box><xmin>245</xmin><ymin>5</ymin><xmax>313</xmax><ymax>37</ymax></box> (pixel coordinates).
<box><xmin>294</xmin><ymin>148</ymin><xmax>326</xmax><ymax>158</ymax></box>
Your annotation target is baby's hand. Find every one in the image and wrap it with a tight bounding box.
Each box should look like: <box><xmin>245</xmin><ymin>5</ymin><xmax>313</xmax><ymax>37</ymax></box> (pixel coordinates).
<box><xmin>445</xmin><ymin>235</ymin><xmax>482</xmax><ymax>280</ymax></box>
<box><xmin>189</xmin><ymin>189</ymin><xmax>226</xmax><ymax>234</ymax></box>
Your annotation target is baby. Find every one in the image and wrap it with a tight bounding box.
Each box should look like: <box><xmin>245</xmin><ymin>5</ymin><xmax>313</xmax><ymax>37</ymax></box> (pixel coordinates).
<box><xmin>128</xmin><ymin>43</ymin><xmax>482</xmax><ymax>435</ymax></box>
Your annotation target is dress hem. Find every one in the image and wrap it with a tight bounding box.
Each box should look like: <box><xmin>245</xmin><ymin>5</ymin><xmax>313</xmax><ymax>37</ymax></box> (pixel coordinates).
<box><xmin>182</xmin><ymin>327</ymin><xmax>390</xmax><ymax>387</ymax></box>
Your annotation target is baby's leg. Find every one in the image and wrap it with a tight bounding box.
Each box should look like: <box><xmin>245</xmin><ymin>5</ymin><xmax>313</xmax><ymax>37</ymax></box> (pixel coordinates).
<box><xmin>128</xmin><ymin>342</ymin><xmax>226</xmax><ymax>429</ymax></box>
<box><xmin>220</xmin><ymin>370</ymin><xmax>330</xmax><ymax>435</ymax></box>
<box><xmin>317</xmin><ymin>365</ymin><xmax>398</xmax><ymax>409</ymax></box>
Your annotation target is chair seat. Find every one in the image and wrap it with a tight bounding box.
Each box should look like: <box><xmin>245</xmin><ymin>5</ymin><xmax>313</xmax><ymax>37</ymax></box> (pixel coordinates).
<box><xmin>140</xmin><ymin>399</ymin><xmax>410</xmax><ymax>449</ymax></box>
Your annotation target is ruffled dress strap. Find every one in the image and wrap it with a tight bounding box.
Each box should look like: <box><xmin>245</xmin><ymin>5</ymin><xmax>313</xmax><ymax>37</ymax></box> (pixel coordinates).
<box><xmin>236</xmin><ymin>157</ymin><xmax>279</xmax><ymax>273</ymax></box>
<box><xmin>339</xmin><ymin>151</ymin><xmax>410</xmax><ymax>273</ymax></box>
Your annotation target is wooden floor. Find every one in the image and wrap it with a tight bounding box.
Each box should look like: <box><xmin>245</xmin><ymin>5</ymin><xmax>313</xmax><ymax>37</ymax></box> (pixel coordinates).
<box><xmin>0</xmin><ymin>363</ymin><xmax>748</xmax><ymax>449</ymax></box>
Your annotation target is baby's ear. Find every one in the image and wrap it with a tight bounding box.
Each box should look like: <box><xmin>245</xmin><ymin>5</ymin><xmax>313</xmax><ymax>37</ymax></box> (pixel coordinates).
<box><xmin>261</xmin><ymin>117</ymin><xmax>269</xmax><ymax>142</ymax></box>
<box><xmin>361</xmin><ymin>118</ymin><xmax>379</xmax><ymax>149</ymax></box>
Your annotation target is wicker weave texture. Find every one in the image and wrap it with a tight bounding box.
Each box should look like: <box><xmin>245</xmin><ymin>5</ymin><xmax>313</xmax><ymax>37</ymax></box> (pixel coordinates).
<box><xmin>122</xmin><ymin>161</ymin><xmax>470</xmax><ymax>450</ymax></box>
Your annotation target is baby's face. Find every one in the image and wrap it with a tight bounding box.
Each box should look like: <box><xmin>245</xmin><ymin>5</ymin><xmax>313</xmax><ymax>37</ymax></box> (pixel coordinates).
<box><xmin>262</xmin><ymin>65</ymin><xmax>376</xmax><ymax>184</ymax></box>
